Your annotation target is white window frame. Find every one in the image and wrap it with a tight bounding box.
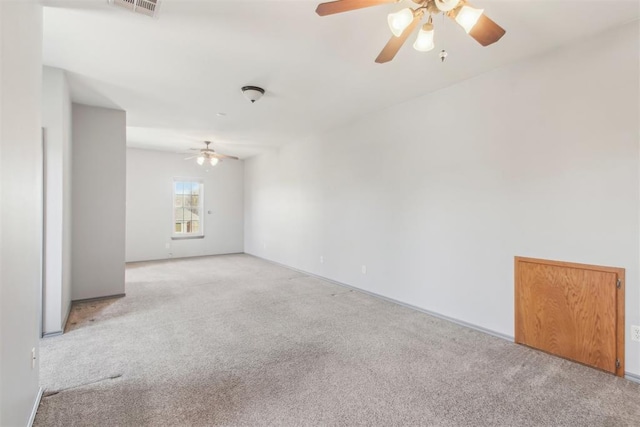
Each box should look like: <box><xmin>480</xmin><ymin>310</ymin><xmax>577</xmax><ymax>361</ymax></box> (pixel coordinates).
<box><xmin>172</xmin><ymin>177</ymin><xmax>205</xmax><ymax>239</ymax></box>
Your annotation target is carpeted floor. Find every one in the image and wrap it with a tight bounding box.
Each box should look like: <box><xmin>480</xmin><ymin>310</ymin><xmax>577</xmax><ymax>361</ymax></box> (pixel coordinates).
<box><xmin>35</xmin><ymin>254</ymin><xmax>640</xmax><ymax>426</ymax></box>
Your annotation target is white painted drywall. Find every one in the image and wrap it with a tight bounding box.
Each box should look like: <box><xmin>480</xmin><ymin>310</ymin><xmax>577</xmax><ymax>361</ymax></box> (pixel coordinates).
<box><xmin>42</xmin><ymin>66</ymin><xmax>72</xmax><ymax>335</ymax></box>
<box><xmin>245</xmin><ymin>22</ymin><xmax>640</xmax><ymax>376</ymax></box>
<box><xmin>126</xmin><ymin>148</ymin><xmax>244</xmax><ymax>262</ymax></box>
<box><xmin>0</xmin><ymin>0</ymin><xmax>43</xmax><ymax>425</ymax></box>
<box><xmin>62</xmin><ymin>89</ymin><xmax>72</xmax><ymax>328</ymax></box>
<box><xmin>72</xmin><ymin>104</ymin><xmax>126</xmax><ymax>300</ymax></box>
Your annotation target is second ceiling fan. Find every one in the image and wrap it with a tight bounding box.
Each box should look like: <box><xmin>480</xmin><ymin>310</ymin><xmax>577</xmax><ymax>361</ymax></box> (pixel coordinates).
<box><xmin>186</xmin><ymin>141</ymin><xmax>239</xmax><ymax>166</ymax></box>
<box><xmin>316</xmin><ymin>0</ymin><xmax>505</xmax><ymax>63</ymax></box>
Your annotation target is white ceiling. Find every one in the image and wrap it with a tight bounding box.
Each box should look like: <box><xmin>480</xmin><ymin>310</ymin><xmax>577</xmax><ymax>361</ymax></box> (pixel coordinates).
<box><xmin>43</xmin><ymin>0</ymin><xmax>639</xmax><ymax>158</ymax></box>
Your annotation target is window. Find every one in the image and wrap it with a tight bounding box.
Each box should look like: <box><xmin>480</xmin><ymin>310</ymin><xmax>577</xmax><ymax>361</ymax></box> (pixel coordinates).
<box><xmin>172</xmin><ymin>179</ymin><xmax>204</xmax><ymax>239</ymax></box>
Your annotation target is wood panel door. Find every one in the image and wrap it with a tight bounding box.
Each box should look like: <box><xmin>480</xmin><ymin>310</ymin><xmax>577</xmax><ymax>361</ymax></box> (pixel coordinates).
<box><xmin>515</xmin><ymin>257</ymin><xmax>624</xmax><ymax>376</ymax></box>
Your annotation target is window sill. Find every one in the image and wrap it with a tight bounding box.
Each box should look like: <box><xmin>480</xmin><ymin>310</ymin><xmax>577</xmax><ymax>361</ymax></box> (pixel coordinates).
<box><xmin>171</xmin><ymin>235</ymin><xmax>205</xmax><ymax>240</ymax></box>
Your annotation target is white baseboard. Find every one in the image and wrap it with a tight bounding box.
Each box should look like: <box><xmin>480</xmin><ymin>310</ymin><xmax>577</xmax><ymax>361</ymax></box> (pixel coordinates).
<box><xmin>62</xmin><ymin>301</ymin><xmax>71</xmax><ymax>332</ymax></box>
<box><xmin>626</xmin><ymin>372</ymin><xmax>640</xmax><ymax>384</ymax></box>
<box><xmin>41</xmin><ymin>301</ymin><xmax>72</xmax><ymax>338</ymax></box>
<box><xmin>125</xmin><ymin>251</ymin><xmax>245</xmax><ymax>264</ymax></box>
<box><xmin>71</xmin><ymin>293</ymin><xmax>126</xmax><ymax>304</ymax></box>
<box><xmin>42</xmin><ymin>330</ymin><xmax>63</xmax><ymax>338</ymax></box>
<box><xmin>249</xmin><ymin>254</ymin><xmax>514</xmax><ymax>342</ymax></box>
<box><xmin>28</xmin><ymin>387</ymin><xmax>43</xmax><ymax>427</ymax></box>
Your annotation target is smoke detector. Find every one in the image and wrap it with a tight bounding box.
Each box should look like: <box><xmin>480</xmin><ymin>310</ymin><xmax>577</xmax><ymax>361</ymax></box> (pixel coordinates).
<box><xmin>109</xmin><ymin>0</ymin><xmax>161</xmax><ymax>18</ymax></box>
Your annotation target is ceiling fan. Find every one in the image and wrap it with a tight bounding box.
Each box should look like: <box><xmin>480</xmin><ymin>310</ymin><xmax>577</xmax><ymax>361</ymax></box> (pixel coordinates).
<box><xmin>315</xmin><ymin>0</ymin><xmax>505</xmax><ymax>63</ymax></box>
<box><xmin>185</xmin><ymin>141</ymin><xmax>239</xmax><ymax>166</ymax></box>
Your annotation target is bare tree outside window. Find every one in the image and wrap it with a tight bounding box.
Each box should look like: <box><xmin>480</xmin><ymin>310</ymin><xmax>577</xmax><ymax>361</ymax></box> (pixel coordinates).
<box><xmin>173</xmin><ymin>180</ymin><xmax>204</xmax><ymax>237</ymax></box>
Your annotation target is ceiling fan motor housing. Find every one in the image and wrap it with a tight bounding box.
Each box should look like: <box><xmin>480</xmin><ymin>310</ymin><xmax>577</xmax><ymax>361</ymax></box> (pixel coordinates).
<box><xmin>434</xmin><ymin>0</ymin><xmax>460</xmax><ymax>12</ymax></box>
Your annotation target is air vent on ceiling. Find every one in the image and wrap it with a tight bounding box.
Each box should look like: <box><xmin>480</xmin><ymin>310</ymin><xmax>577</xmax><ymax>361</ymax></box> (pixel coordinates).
<box><xmin>109</xmin><ymin>0</ymin><xmax>160</xmax><ymax>18</ymax></box>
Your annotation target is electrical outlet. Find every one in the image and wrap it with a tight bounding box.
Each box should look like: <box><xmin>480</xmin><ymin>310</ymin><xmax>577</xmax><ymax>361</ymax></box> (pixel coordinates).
<box><xmin>361</xmin><ymin>265</ymin><xmax>367</xmax><ymax>274</ymax></box>
<box><xmin>165</xmin><ymin>243</ymin><xmax>170</xmax><ymax>249</ymax></box>
<box><xmin>632</xmin><ymin>325</ymin><xmax>640</xmax><ymax>342</ymax></box>
<box><xmin>31</xmin><ymin>347</ymin><xmax>36</xmax><ymax>370</ymax></box>
<box><xmin>320</xmin><ymin>256</ymin><xmax>324</xmax><ymax>264</ymax></box>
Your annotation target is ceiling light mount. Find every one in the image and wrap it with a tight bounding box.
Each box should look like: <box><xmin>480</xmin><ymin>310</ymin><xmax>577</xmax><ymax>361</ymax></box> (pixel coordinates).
<box><xmin>241</xmin><ymin>86</ymin><xmax>265</xmax><ymax>103</ymax></box>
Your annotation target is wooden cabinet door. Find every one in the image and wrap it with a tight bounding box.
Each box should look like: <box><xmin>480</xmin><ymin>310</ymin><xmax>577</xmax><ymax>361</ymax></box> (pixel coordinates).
<box><xmin>515</xmin><ymin>257</ymin><xmax>624</xmax><ymax>376</ymax></box>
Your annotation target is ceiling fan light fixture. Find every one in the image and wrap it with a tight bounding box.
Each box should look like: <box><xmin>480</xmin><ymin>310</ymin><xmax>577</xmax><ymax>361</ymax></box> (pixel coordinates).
<box><xmin>455</xmin><ymin>5</ymin><xmax>484</xmax><ymax>33</ymax></box>
<box><xmin>187</xmin><ymin>140</ymin><xmax>239</xmax><ymax>165</ymax></box>
<box><xmin>241</xmin><ymin>86</ymin><xmax>265</xmax><ymax>103</ymax></box>
<box><xmin>413</xmin><ymin>22</ymin><xmax>435</xmax><ymax>52</ymax></box>
<box><xmin>434</xmin><ymin>0</ymin><xmax>460</xmax><ymax>12</ymax></box>
<box><xmin>387</xmin><ymin>8</ymin><xmax>414</xmax><ymax>37</ymax></box>
<box><xmin>315</xmin><ymin>0</ymin><xmax>505</xmax><ymax>62</ymax></box>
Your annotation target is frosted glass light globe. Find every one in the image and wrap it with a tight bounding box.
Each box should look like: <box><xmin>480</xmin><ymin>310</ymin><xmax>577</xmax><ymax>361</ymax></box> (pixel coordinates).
<box><xmin>413</xmin><ymin>23</ymin><xmax>435</xmax><ymax>52</ymax></box>
<box><xmin>455</xmin><ymin>5</ymin><xmax>484</xmax><ymax>33</ymax></box>
<box><xmin>388</xmin><ymin>8</ymin><xmax>414</xmax><ymax>37</ymax></box>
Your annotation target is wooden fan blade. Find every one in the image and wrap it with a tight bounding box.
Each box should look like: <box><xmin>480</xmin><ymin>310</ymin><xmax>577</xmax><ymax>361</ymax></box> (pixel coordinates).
<box><xmin>184</xmin><ymin>155</ymin><xmax>199</xmax><ymax>160</ymax></box>
<box><xmin>468</xmin><ymin>14</ymin><xmax>505</xmax><ymax>46</ymax></box>
<box><xmin>375</xmin><ymin>11</ymin><xmax>423</xmax><ymax>64</ymax></box>
<box><xmin>212</xmin><ymin>153</ymin><xmax>239</xmax><ymax>160</ymax></box>
<box><xmin>316</xmin><ymin>0</ymin><xmax>397</xmax><ymax>16</ymax></box>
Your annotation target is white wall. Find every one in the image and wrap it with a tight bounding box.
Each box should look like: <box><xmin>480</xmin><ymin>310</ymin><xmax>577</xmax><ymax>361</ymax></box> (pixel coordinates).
<box><xmin>42</xmin><ymin>66</ymin><xmax>72</xmax><ymax>335</ymax></box>
<box><xmin>244</xmin><ymin>22</ymin><xmax>640</xmax><ymax>376</ymax></box>
<box><xmin>72</xmin><ymin>104</ymin><xmax>126</xmax><ymax>301</ymax></box>
<box><xmin>126</xmin><ymin>148</ymin><xmax>244</xmax><ymax>262</ymax></box>
<box><xmin>0</xmin><ymin>0</ymin><xmax>43</xmax><ymax>425</ymax></box>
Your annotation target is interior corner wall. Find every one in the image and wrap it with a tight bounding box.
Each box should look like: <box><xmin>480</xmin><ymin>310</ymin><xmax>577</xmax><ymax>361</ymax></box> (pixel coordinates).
<box><xmin>61</xmin><ymin>79</ymin><xmax>72</xmax><ymax>326</ymax></box>
<box><xmin>125</xmin><ymin>148</ymin><xmax>244</xmax><ymax>262</ymax></box>
<box><xmin>0</xmin><ymin>0</ymin><xmax>43</xmax><ymax>425</ymax></box>
<box><xmin>72</xmin><ymin>104</ymin><xmax>126</xmax><ymax>301</ymax></box>
<box><xmin>42</xmin><ymin>66</ymin><xmax>72</xmax><ymax>335</ymax></box>
<box><xmin>244</xmin><ymin>21</ymin><xmax>640</xmax><ymax>376</ymax></box>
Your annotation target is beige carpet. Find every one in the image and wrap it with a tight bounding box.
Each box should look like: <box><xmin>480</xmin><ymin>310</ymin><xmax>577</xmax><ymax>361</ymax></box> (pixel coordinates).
<box><xmin>35</xmin><ymin>254</ymin><xmax>640</xmax><ymax>426</ymax></box>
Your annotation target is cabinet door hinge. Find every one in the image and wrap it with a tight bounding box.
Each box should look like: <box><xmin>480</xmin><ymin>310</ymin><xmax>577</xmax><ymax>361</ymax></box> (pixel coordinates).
<box><xmin>616</xmin><ymin>359</ymin><xmax>621</xmax><ymax>369</ymax></box>
<box><xmin>616</xmin><ymin>278</ymin><xmax>622</xmax><ymax>289</ymax></box>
